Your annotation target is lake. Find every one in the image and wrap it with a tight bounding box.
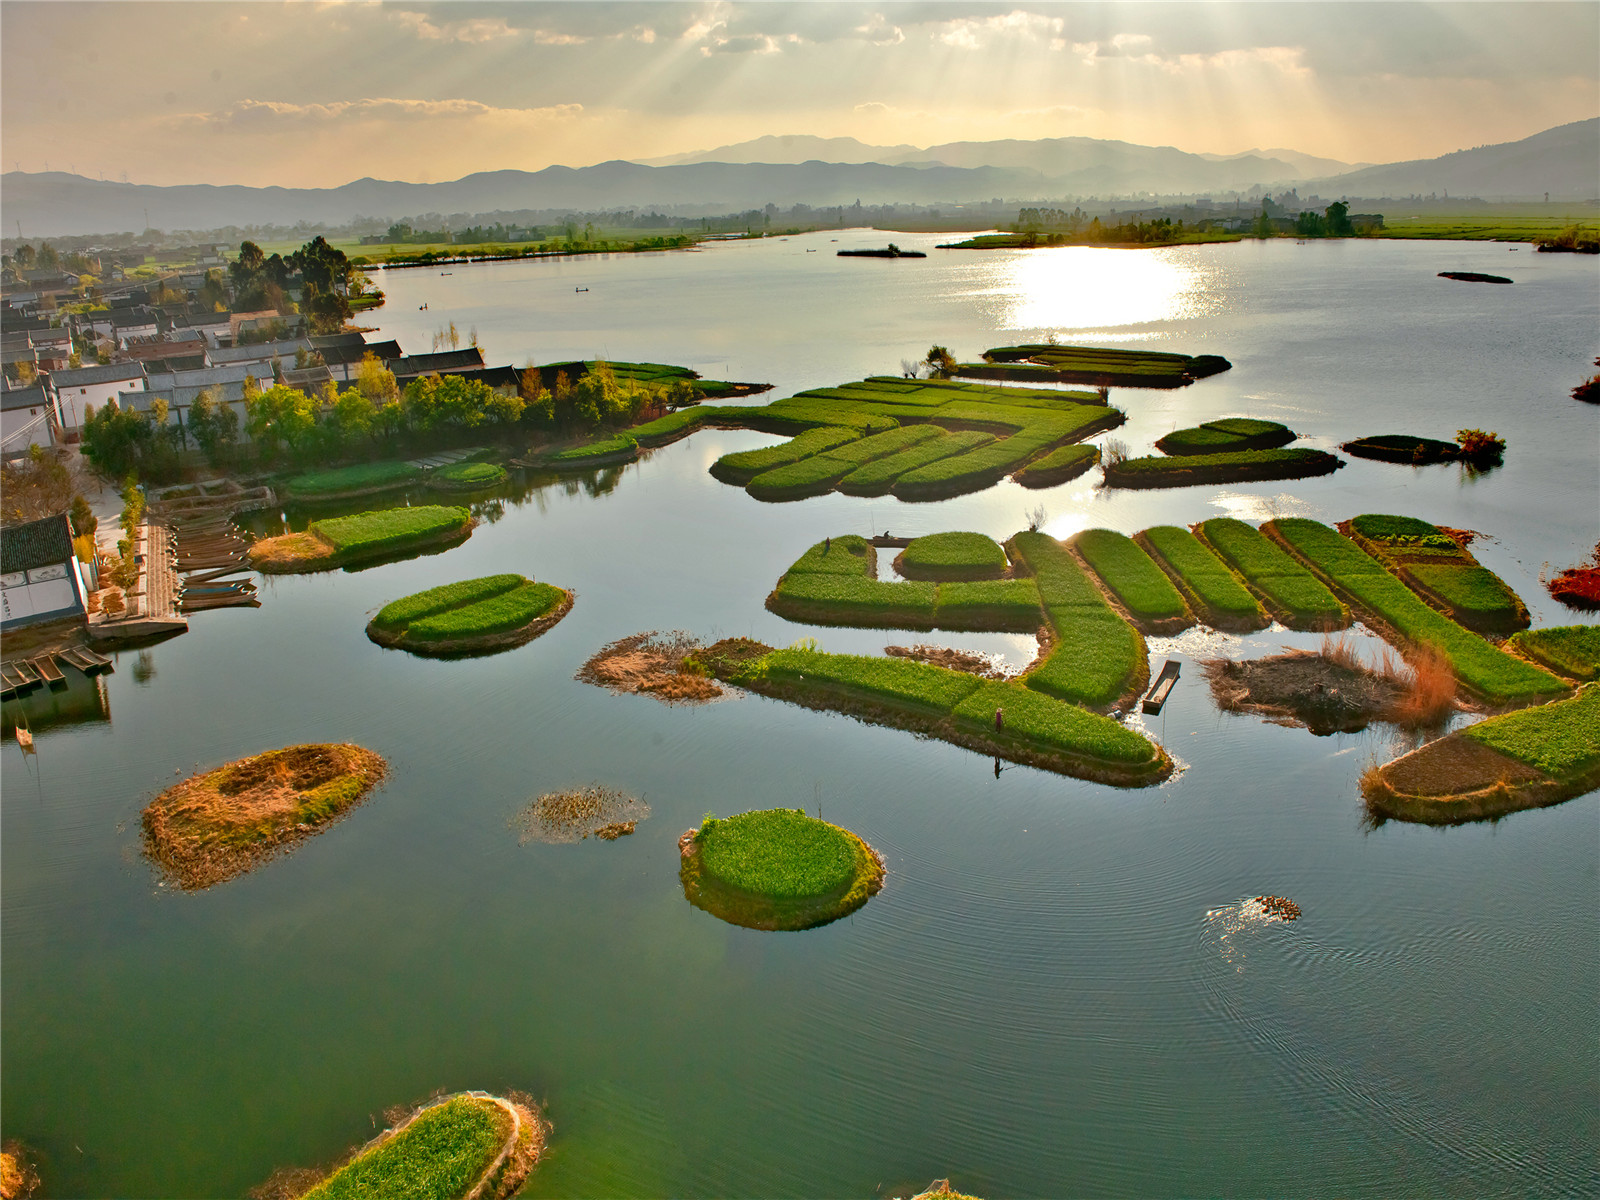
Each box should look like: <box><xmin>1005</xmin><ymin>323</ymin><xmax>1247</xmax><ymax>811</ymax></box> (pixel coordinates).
<box><xmin>3</xmin><ymin>230</ymin><xmax>1597</xmax><ymax>1197</ymax></box>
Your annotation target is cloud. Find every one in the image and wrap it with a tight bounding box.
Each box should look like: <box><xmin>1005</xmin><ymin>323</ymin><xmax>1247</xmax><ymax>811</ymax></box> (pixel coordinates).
<box><xmin>391</xmin><ymin>10</ymin><xmax>520</xmax><ymax>43</ymax></box>
<box><xmin>937</xmin><ymin>10</ymin><xmax>1064</xmax><ymax>50</ymax></box>
<box><xmin>193</xmin><ymin>98</ymin><xmax>583</xmax><ymax>128</ymax></box>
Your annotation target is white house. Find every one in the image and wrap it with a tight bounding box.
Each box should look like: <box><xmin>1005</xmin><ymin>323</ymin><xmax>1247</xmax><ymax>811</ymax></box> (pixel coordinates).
<box><xmin>48</xmin><ymin>361</ymin><xmax>147</xmax><ymax>434</ymax></box>
<box><xmin>1</xmin><ymin>383</ymin><xmax>60</xmax><ymax>458</ymax></box>
<box><xmin>0</xmin><ymin>512</ymin><xmax>89</xmax><ymax>630</ymax></box>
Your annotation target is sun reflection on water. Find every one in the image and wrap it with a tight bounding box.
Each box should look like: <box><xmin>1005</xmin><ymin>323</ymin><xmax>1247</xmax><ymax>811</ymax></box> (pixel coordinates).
<box><xmin>963</xmin><ymin>246</ymin><xmax>1221</xmax><ymax>332</ymax></box>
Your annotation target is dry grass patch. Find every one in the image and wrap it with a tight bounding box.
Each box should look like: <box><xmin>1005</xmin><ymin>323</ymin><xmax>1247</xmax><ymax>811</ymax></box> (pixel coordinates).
<box><xmin>142</xmin><ymin>743</ymin><xmax>388</xmax><ymax>890</ymax></box>
<box><xmin>575</xmin><ymin>630</ymin><xmax>723</xmax><ymax>703</ymax></box>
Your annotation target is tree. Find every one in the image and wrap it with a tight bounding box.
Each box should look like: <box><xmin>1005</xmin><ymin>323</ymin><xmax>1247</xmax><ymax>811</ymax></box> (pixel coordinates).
<box><xmin>246</xmin><ymin>384</ymin><xmax>317</xmax><ymax>461</ymax></box>
<box><xmin>187</xmin><ymin>389</ymin><xmax>239</xmax><ymax>468</ymax></box>
<box><xmin>355</xmin><ymin>353</ymin><xmax>399</xmax><ymax>405</ymax></box>
<box><xmin>0</xmin><ymin>446</ymin><xmax>75</xmax><ymax>525</ymax></box>
<box><xmin>925</xmin><ymin>345</ymin><xmax>957</xmax><ymax>376</ymax></box>
<box><xmin>1325</xmin><ymin>201</ymin><xmax>1353</xmax><ymax>237</ymax></box>
<box><xmin>333</xmin><ymin>388</ymin><xmax>376</xmax><ymax>446</ymax></box>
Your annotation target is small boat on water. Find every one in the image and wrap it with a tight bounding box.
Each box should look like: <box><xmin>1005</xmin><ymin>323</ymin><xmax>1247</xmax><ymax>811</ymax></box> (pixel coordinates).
<box><xmin>575</xmin><ymin>287</ymin><xmax>589</xmax><ymax>293</ymax></box>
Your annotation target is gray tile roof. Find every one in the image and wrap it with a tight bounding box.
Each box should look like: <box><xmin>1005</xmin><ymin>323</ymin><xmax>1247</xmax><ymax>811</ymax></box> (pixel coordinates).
<box><xmin>50</xmin><ymin>362</ymin><xmax>148</xmax><ymax>387</ymax></box>
<box><xmin>0</xmin><ymin>512</ymin><xmax>74</xmax><ymax>574</ymax></box>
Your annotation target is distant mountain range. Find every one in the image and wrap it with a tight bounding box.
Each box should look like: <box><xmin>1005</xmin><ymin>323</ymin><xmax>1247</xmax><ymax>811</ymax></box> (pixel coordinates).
<box><xmin>3</xmin><ymin>119</ymin><xmax>1593</xmax><ymax>239</ymax></box>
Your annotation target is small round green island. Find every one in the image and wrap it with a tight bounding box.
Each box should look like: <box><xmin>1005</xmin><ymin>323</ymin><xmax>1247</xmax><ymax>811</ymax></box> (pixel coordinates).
<box><xmin>367</xmin><ymin>574</ymin><xmax>574</xmax><ymax>656</ymax></box>
<box><xmin>678</xmin><ymin>808</ymin><xmax>884</xmax><ymax>931</ymax></box>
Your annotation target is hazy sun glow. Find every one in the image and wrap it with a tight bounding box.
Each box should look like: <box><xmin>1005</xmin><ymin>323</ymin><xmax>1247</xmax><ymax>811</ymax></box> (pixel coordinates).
<box><xmin>961</xmin><ymin>246</ymin><xmax>1219</xmax><ymax>333</ymax></box>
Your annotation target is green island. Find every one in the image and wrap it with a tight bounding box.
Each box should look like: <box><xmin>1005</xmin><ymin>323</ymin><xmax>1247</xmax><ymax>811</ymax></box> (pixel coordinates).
<box><xmin>285</xmin><ymin>460</ymin><xmax>424</xmax><ymax>502</ymax></box>
<box><xmin>1194</xmin><ymin>518</ymin><xmax>1349</xmax><ymax>630</ymax></box>
<box><xmin>1507</xmin><ymin>625</ymin><xmax>1600</xmax><ymax>681</ymax></box>
<box><xmin>1070</xmin><ymin>529</ymin><xmax>1192</xmax><ymax>634</ymax></box>
<box><xmin>1013</xmin><ymin>442</ymin><xmax>1099</xmax><ymax>488</ymax></box>
<box><xmin>142</xmin><ymin>744</ymin><xmax>388</xmax><ymax>890</ymax></box>
<box><xmin>1136</xmin><ymin>525</ymin><xmax>1270</xmax><ymax>632</ymax></box>
<box><xmin>427</xmin><ymin>461</ymin><xmax>508</xmax><ymax>491</ymax></box>
<box><xmin>1155</xmin><ymin>418</ymin><xmax>1295</xmax><ymax>456</ymax></box>
<box><xmin>958</xmin><ymin>344</ymin><xmax>1232</xmax><ymax>388</ymax></box>
<box><xmin>895</xmin><ymin>532</ymin><xmax>1009</xmax><ymax>581</ymax></box>
<box><xmin>286</xmin><ymin>1091</ymin><xmax>544</xmax><ymax>1200</ymax></box>
<box><xmin>1363</xmin><ymin>685</ymin><xmax>1600</xmax><ymax>824</ymax></box>
<box><xmin>1341</xmin><ymin>514</ymin><xmax>1529</xmax><ymax>634</ymax></box>
<box><xmin>1264</xmin><ymin>518</ymin><xmax>1563</xmax><ymax>706</ymax></box>
<box><xmin>367</xmin><ymin>574</ymin><xmax>573</xmax><ymax>656</ymax></box>
<box><xmin>249</xmin><ymin>506</ymin><xmax>474</xmax><ymax>573</ymax></box>
<box><xmin>1104</xmin><ymin>446</ymin><xmax>1343</xmax><ymax>488</ymax></box>
<box><xmin>1341</xmin><ymin>434</ymin><xmax>1466</xmax><ymax>465</ymax></box>
<box><xmin>677</xmin><ymin>808</ymin><xmax>886</xmax><ymax>931</ymax></box>
<box><xmin>550</xmin><ymin>375</ymin><xmax>1123</xmax><ymax>501</ymax></box>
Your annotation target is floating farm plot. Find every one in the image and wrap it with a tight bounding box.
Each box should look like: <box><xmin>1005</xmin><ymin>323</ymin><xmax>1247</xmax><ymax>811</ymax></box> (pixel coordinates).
<box><xmin>367</xmin><ymin>574</ymin><xmax>573</xmax><ymax>656</ymax></box>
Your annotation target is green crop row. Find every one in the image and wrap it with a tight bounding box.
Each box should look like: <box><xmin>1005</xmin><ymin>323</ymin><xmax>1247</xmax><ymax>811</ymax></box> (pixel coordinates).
<box><xmin>1462</xmin><ymin>685</ymin><xmax>1600</xmax><ymax>778</ymax></box>
<box><xmin>1106</xmin><ymin>448</ymin><xmax>1340</xmax><ymax>486</ymax></box>
<box><xmin>287</xmin><ymin>460</ymin><xmax>421</xmax><ymax>497</ymax></box>
<box><xmin>785</xmin><ymin>535</ymin><xmax>875</xmax><ymax>575</ymax></box>
<box><xmin>816</xmin><ymin>423</ymin><xmax>942</xmax><ymax>467</ymax></box>
<box><xmin>1014</xmin><ymin>443</ymin><xmax>1099</xmax><ymax>487</ymax></box>
<box><xmin>837</xmin><ymin>431</ymin><xmax>995</xmax><ymax>495</ymax></box>
<box><xmin>696</xmin><ymin>809</ymin><xmax>859</xmax><ymax>899</ymax></box>
<box><xmin>952</xmin><ymin>680</ymin><xmax>1158</xmax><ymax>765</ymax></box>
<box><xmin>1138</xmin><ymin>525</ymin><xmax>1267</xmax><ymax>625</ymax></box>
<box><xmin>431</xmin><ymin>461</ymin><xmax>506</xmax><ymax>487</ymax></box>
<box><xmin>312</xmin><ymin>506</ymin><xmax>470</xmax><ymax>556</ymax></box>
<box><xmin>371</xmin><ymin>574</ymin><xmax>526</xmax><ymax>632</ymax></box>
<box><xmin>1072</xmin><ymin>529</ymin><xmax>1190</xmax><ymax>625</ymax></box>
<box><xmin>1408</xmin><ymin>562</ymin><xmax>1524</xmax><ymax>623</ymax></box>
<box><xmin>898</xmin><ymin>531</ymin><xmax>1009</xmax><ymax>580</ymax></box>
<box><xmin>711</xmin><ymin>425</ymin><xmax>861</xmax><ymax>483</ymax></box>
<box><xmin>1267</xmin><ymin>518</ymin><xmax>1562</xmax><ymax>704</ymax></box>
<box><xmin>756</xmin><ymin>646</ymin><xmax>982</xmax><ymax>712</ymax></box>
<box><xmin>770</xmin><ymin>571</ymin><xmax>939</xmax><ymax>626</ymax></box>
<box><xmin>934</xmin><ymin>579</ymin><xmax>1043</xmax><ymax>631</ymax></box>
<box><xmin>1195</xmin><ymin>518</ymin><xmax>1346</xmax><ymax>628</ymax></box>
<box><xmin>303</xmin><ymin>1095</ymin><xmax>508</xmax><ymax>1200</ymax></box>
<box><xmin>407</xmin><ymin>581</ymin><xmax>566</xmax><ymax>641</ymax></box>
<box><xmin>1347</xmin><ymin>514</ymin><xmax>1446</xmax><ymax>542</ymax></box>
<box><xmin>1507</xmin><ymin>626</ymin><xmax>1600</xmax><ymax>681</ymax></box>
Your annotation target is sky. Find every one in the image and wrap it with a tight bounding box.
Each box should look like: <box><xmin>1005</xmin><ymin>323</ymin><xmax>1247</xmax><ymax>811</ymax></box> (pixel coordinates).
<box><xmin>2</xmin><ymin>1</ymin><xmax>1596</xmax><ymax>189</ymax></box>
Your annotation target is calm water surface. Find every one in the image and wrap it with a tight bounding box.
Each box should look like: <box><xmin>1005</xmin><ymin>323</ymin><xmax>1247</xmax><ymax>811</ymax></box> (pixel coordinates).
<box><xmin>4</xmin><ymin>232</ymin><xmax>1597</xmax><ymax>1197</ymax></box>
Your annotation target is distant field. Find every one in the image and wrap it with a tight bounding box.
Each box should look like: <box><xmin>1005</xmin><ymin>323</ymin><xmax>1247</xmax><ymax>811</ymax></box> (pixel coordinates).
<box><xmin>1371</xmin><ymin>202</ymin><xmax>1598</xmax><ymax>242</ymax></box>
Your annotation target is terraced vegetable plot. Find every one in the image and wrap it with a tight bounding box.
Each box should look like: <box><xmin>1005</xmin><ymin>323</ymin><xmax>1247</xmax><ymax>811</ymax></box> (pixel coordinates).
<box><xmin>962</xmin><ymin>344</ymin><xmax>1231</xmax><ymax>388</ymax></box>
<box><xmin>1071</xmin><ymin>529</ymin><xmax>1191</xmax><ymax>631</ymax></box>
<box><xmin>1104</xmin><ymin>448</ymin><xmax>1342</xmax><ymax>489</ymax></box>
<box><xmin>1195</xmin><ymin>518</ymin><xmax>1347</xmax><ymax>630</ymax></box>
<box><xmin>1138</xmin><ymin>525</ymin><xmax>1268</xmax><ymax>630</ymax></box>
<box><xmin>897</xmin><ymin>532</ymin><xmax>1009</xmax><ymax>581</ymax></box>
<box><xmin>1343</xmin><ymin>513</ymin><xmax>1528</xmax><ymax>633</ymax></box>
<box><xmin>1266</xmin><ymin>518</ymin><xmax>1562</xmax><ymax>705</ymax></box>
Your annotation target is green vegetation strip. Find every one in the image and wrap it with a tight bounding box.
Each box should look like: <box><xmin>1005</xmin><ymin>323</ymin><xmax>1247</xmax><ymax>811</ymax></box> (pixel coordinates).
<box><xmin>768</xmin><ymin>539</ymin><xmax>938</xmax><ymax>628</ymax></box>
<box><xmin>699</xmin><ymin>639</ymin><xmax>1166</xmax><ymax>785</ymax></box>
<box><xmin>545</xmin><ymin>433</ymin><xmax>638</xmax><ymax>464</ymax></box>
<box><xmin>314</xmin><ymin>506</ymin><xmax>471</xmax><ymax>556</ymax></box>
<box><xmin>287</xmin><ymin>460</ymin><xmax>421</xmax><ymax>498</ymax></box>
<box><xmin>1138</xmin><ymin>525</ymin><xmax>1268</xmax><ymax>630</ymax></box>
<box><xmin>1461</xmin><ymin>685</ymin><xmax>1600</xmax><ymax>776</ymax></box>
<box><xmin>1104</xmin><ymin>448</ymin><xmax>1342</xmax><ymax>488</ymax></box>
<box><xmin>1155</xmin><ymin>418</ymin><xmax>1294</xmax><ymax>456</ymax></box>
<box><xmin>1266</xmin><ymin>518</ymin><xmax>1561</xmax><ymax>705</ymax></box>
<box><xmin>369</xmin><ymin>574</ymin><xmax>570</xmax><ymax>653</ymax></box>
<box><xmin>1195</xmin><ymin>518</ymin><xmax>1346</xmax><ymax>630</ymax></box>
<box><xmin>681</xmin><ymin>808</ymin><xmax>885</xmax><ymax>931</ymax></box>
<box><xmin>837</xmin><ymin>431</ymin><xmax>995</xmax><ymax>495</ymax></box>
<box><xmin>711</xmin><ymin>426</ymin><xmax>861</xmax><ymax>483</ymax></box>
<box><xmin>1014</xmin><ymin>443</ymin><xmax>1098</xmax><ymax>487</ymax></box>
<box><xmin>430</xmin><ymin>461</ymin><xmax>507</xmax><ymax>489</ymax></box>
<box><xmin>1010</xmin><ymin>531</ymin><xmax>1146</xmax><ymax>708</ymax></box>
<box><xmin>934</xmin><ymin>579</ymin><xmax>1043</xmax><ymax>632</ymax></box>
<box><xmin>1343</xmin><ymin>513</ymin><xmax>1527</xmax><ymax>633</ymax></box>
<box><xmin>303</xmin><ymin>1095</ymin><xmax>509</xmax><ymax>1200</ymax></box>
<box><xmin>897</xmin><ymin>532</ymin><xmax>1009</xmax><ymax>581</ymax></box>
<box><xmin>1072</xmin><ymin>529</ymin><xmax>1190</xmax><ymax>629</ymax></box>
<box><xmin>1507</xmin><ymin>626</ymin><xmax>1600</xmax><ymax>681</ymax></box>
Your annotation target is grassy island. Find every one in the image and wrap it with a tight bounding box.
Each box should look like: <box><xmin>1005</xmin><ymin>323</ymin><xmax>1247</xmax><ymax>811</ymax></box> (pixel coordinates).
<box><xmin>1341</xmin><ymin>514</ymin><xmax>1529</xmax><ymax>634</ymax></box>
<box><xmin>1341</xmin><ymin>434</ymin><xmax>1465</xmax><ymax>465</ymax></box>
<box><xmin>962</xmin><ymin>344</ymin><xmax>1232</xmax><ymax>388</ymax></box>
<box><xmin>285</xmin><ymin>460</ymin><xmax>423</xmax><ymax>501</ymax></box>
<box><xmin>250</xmin><ymin>506</ymin><xmax>474</xmax><ymax>573</ymax></box>
<box><xmin>142</xmin><ymin>743</ymin><xmax>387</xmax><ymax>890</ymax></box>
<box><xmin>290</xmin><ymin>1092</ymin><xmax>544</xmax><ymax>1200</ymax></box>
<box><xmin>428</xmin><ymin>461</ymin><xmax>508</xmax><ymax>491</ymax></box>
<box><xmin>1194</xmin><ymin>518</ymin><xmax>1349</xmax><ymax>630</ymax></box>
<box><xmin>678</xmin><ymin>808</ymin><xmax>885</xmax><ymax>931</ymax></box>
<box><xmin>1103</xmin><ymin>447</ymin><xmax>1343</xmax><ymax>489</ymax></box>
<box><xmin>895</xmin><ymin>532</ymin><xmax>1009</xmax><ymax>581</ymax></box>
<box><xmin>689</xmin><ymin>636</ymin><xmax>1170</xmax><ymax>786</ymax></box>
<box><xmin>1070</xmin><ymin>529</ymin><xmax>1193</xmax><ymax>634</ymax></box>
<box><xmin>1155</xmin><ymin>418</ymin><xmax>1294</xmax><ymax>456</ymax></box>
<box><xmin>368</xmin><ymin>574</ymin><xmax>573</xmax><ymax>656</ymax></box>
<box><xmin>1264</xmin><ymin>518</ymin><xmax>1562</xmax><ymax>706</ymax></box>
<box><xmin>1507</xmin><ymin>626</ymin><xmax>1600</xmax><ymax>681</ymax></box>
<box><xmin>1013</xmin><ymin>442</ymin><xmax>1099</xmax><ymax>488</ymax></box>
<box><xmin>1363</xmin><ymin>686</ymin><xmax>1600</xmax><ymax>823</ymax></box>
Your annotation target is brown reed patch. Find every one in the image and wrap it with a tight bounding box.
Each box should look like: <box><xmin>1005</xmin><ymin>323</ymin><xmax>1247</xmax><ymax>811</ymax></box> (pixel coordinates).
<box><xmin>575</xmin><ymin>630</ymin><xmax>723</xmax><ymax>703</ymax></box>
<box><xmin>513</xmin><ymin>786</ymin><xmax>649</xmax><ymax>844</ymax></box>
<box><xmin>884</xmin><ymin>643</ymin><xmax>1013</xmax><ymax>678</ymax></box>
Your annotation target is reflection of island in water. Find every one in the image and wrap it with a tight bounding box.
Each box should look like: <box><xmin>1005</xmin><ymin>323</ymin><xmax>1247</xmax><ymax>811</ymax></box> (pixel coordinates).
<box><xmin>3</xmin><ymin>668</ymin><xmax>111</xmax><ymax>738</ymax></box>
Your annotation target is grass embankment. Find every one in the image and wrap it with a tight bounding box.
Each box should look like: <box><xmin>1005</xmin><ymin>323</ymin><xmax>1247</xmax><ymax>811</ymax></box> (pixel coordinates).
<box><xmin>142</xmin><ymin>744</ymin><xmax>387</xmax><ymax>890</ymax></box>
<box><xmin>966</xmin><ymin>344</ymin><xmax>1231</xmax><ymax>388</ymax></box>
<box><xmin>285</xmin><ymin>460</ymin><xmax>422</xmax><ymax>501</ymax></box>
<box><xmin>1363</xmin><ymin>686</ymin><xmax>1600</xmax><ymax>823</ymax></box>
<box><xmin>1265</xmin><ymin>518</ymin><xmax>1563</xmax><ymax>706</ymax></box>
<box><xmin>1013</xmin><ymin>443</ymin><xmax>1099</xmax><ymax>488</ymax></box>
<box><xmin>1104</xmin><ymin>447</ymin><xmax>1342</xmax><ymax>488</ymax></box>
<box><xmin>1342</xmin><ymin>514</ymin><xmax>1529</xmax><ymax>633</ymax></box>
<box><xmin>1195</xmin><ymin>518</ymin><xmax>1347</xmax><ymax>630</ymax></box>
<box><xmin>541</xmin><ymin>433</ymin><xmax>640</xmax><ymax>468</ymax></box>
<box><xmin>679</xmin><ymin>808</ymin><xmax>884</xmax><ymax>931</ymax></box>
<box><xmin>895</xmin><ymin>532</ymin><xmax>1008</xmax><ymax>581</ymax></box>
<box><xmin>1009</xmin><ymin>532</ymin><xmax>1147</xmax><ymax>709</ymax></box>
<box><xmin>692</xmin><ymin>638</ymin><xmax>1169</xmax><ymax>786</ymax></box>
<box><xmin>367</xmin><ymin>574</ymin><xmax>572</xmax><ymax>655</ymax></box>
<box><xmin>766</xmin><ymin>536</ymin><xmax>1041</xmax><ymax>632</ymax></box>
<box><xmin>710</xmin><ymin>426</ymin><xmax>864</xmax><ymax>484</ymax></box>
<box><xmin>1071</xmin><ymin>529</ymin><xmax>1192</xmax><ymax>633</ymax></box>
<box><xmin>1507</xmin><ymin>626</ymin><xmax>1600</xmax><ymax>681</ymax></box>
<box><xmin>428</xmin><ymin>461</ymin><xmax>508</xmax><ymax>491</ymax></box>
<box><xmin>1155</xmin><ymin>418</ymin><xmax>1294</xmax><ymax>456</ymax></box>
<box><xmin>1341</xmin><ymin>434</ymin><xmax>1462</xmax><ymax>465</ymax></box>
<box><xmin>250</xmin><ymin>506</ymin><xmax>473</xmax><ymax>573</ymax></box>
<box><xmin>298</xmin><ymin>1092</ymin><xmax>543</xmax><ymax>1200</ymax></box>
<box><xmin>1137</xmin><ymin>525</ymin><xmax>1269</xmax><ymax>631</ymax></box>
<box><xmin>744</xmin><ymin>426</ymin><xmax>948</xmax><ymax>501</ymax></box>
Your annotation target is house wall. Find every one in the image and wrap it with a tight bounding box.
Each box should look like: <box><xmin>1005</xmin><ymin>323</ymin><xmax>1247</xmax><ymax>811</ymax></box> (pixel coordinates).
<box><xmin>1</xmin><ymin>402</ymin><xmax>57</xmax><ymax>457</ymax></box>
<box><xmin>58</xmin><ymin>376</ymin><xmax>143</xmax><ymax>431</ymax></box>
<box><xmin>0</xmin><ymin>559</ymin><xmax>85</xmax><ymax>627</ymax></box>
